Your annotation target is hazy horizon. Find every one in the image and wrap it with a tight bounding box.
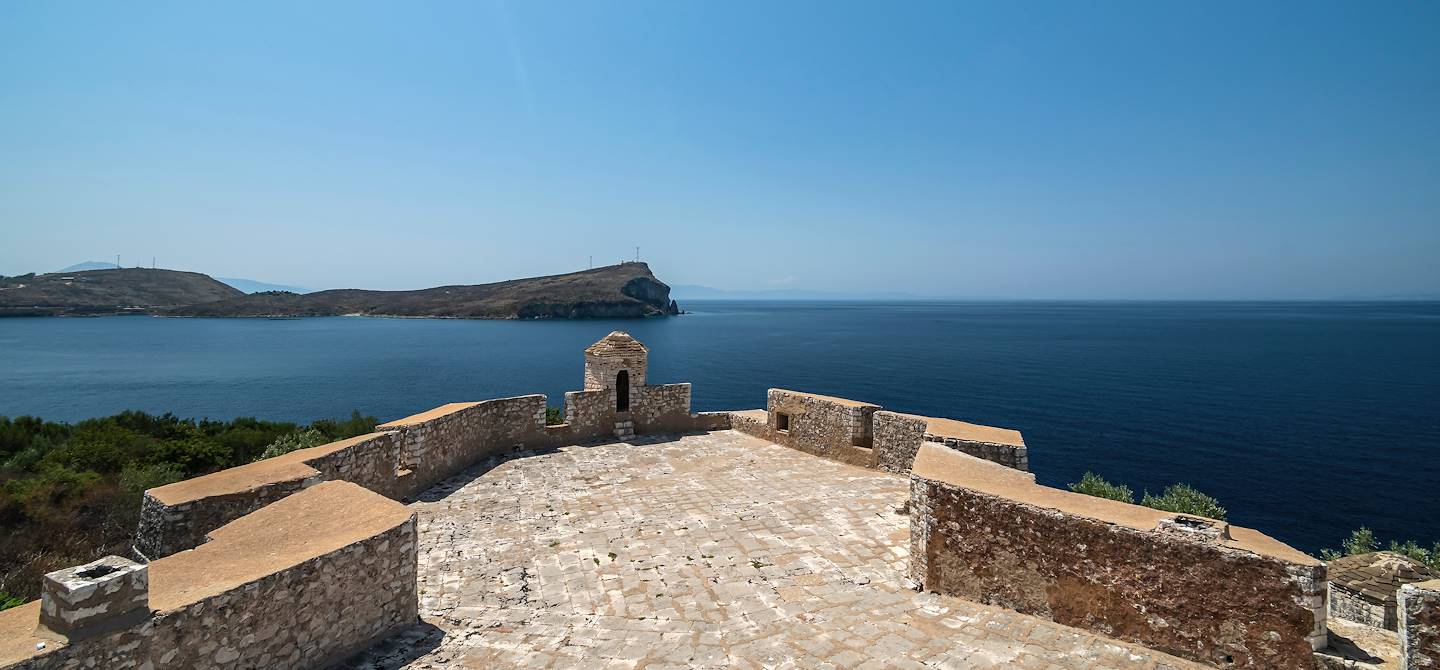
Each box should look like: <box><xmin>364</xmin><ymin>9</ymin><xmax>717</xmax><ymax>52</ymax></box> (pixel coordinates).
<box><xmin>3</xmin><ymin>1</ymin><xmax>1438</xmax><ymax>299</ymax></box>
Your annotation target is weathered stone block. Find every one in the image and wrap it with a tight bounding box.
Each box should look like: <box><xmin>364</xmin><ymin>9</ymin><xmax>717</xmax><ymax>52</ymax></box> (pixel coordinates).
<box><xmin>38</xmin><ymin>556</ymin><xmax>149</xmax><ymax>640</ymax></box>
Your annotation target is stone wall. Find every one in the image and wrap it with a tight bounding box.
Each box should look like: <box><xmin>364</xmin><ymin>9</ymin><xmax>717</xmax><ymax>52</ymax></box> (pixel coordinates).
<box><xmin>135</xmin><ymin>432</ymin><xmax>401</xmax><ymax>559</ymax></box>
<box><xmin>922</xmin><ymin>433</ymin><xmax>1029</xmax><ymax>471</ymax></box>
<box><xmin>562</xmin><ymin>388</ymin><xmax>614</xmax><ymax>438</ymax></box>
<box><xmin>632</xmin><ymin>383</ymin><xmax>693</xmax><ymax>434</ymax></box>
<box><xmin>380</xmin><ymin>396</ymin><xmax>549</xmax><ymax>495</ymax></box>
<box><xmin>873</xmin><ymin>411</ymin><xmax>927</xmax><ymax>474</ymax></box>
<box><xmin>909</xmin><ymin>444</ymin><xmax>1326</xmax><ymax>669</ymax></box>
<box><xmin>765</xmin><ymin>389</ymin><xmax>880</xmax><ymax>468</ymax></box>
<box><xmin>733</xmin><ymin>391</ymin><xmax>1025</xmax><ymax>474</ymax></box>
<box><xmin>1329</xmin><ymin>584</ymin><xmax>1392</xmax><ymax>630</ymax></box>
<box><xmin>1401</xmin><ymin>580</ymin><xmax>1440</xmax><ymax>669</ymax></box>
<box><xmin>299</xmin><ymin>431</ymin><xmax>405</xmax><ymax>498</ymax></box>
<box><xmin>2</xmin><ymin>482</ymin><xmax>417</xmax><ymax>670</ymax></box>
<box><xmin>135</xmin><ymin>461</ymin><xmax>319</xmax><ymax>560</ymax></box>
<box><xmin>689</xmin><ymin>411</ymin><xmax>733</xmax><ymax>432</ymax></box>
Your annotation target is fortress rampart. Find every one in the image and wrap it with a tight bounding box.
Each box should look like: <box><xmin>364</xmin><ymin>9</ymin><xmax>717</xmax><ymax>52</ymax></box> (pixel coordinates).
<box><xmin>909</xmin><ymin>444</ymin><xmax>1327</xmax><ymax>668</ymax></box>
<box><xmin>4</xmin><ymin>331</ymin><xmax>1433</xmax><ymax>669</ymax></box>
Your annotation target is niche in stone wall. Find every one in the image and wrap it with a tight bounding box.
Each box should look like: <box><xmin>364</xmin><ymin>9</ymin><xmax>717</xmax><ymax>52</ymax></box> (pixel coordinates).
<box><xmin>776</xmin><ymin>412</ymin><xmax>791</xmax><ymax>433</ymax></box>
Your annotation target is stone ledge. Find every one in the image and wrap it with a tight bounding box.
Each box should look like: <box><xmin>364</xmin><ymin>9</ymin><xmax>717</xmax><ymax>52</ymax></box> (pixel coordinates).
<box><xmin>911</xmin><ymin>443</ymin><xmax>1314</xmax><ymax>564</ymax></box>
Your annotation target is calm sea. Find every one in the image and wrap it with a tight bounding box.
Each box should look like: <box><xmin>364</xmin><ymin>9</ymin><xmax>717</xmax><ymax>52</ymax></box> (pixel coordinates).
<box><xmin>1</xmin><ymin>301</ymin><xmax>1437</xmax><ymax>554</ymax></box>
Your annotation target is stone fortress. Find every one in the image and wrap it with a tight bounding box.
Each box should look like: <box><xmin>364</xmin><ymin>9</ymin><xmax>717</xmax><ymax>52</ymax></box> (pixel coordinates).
<box><xmin>1</xmin><ymin>332</ymin><xmax>1436</xmax><ymax>669</ymax></box>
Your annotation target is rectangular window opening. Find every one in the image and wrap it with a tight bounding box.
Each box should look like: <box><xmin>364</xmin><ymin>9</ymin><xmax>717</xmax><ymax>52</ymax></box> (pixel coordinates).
<box><xmin>776</xmin><ymin>412</ymin><xmax>791</xmax><ymax>433</ymax></box>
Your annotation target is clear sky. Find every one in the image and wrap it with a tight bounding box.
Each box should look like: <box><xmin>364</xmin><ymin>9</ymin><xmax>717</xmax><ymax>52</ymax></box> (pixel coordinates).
<box><xmin>2</xmin><ymin>1</ymin><xmax>1437</xmax><ymax>299</ymax></box>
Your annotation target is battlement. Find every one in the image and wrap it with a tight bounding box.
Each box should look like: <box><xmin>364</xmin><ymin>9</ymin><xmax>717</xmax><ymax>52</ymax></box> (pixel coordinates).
<box><xmin>4</xmin><ymin>332</ymin><xmax>1424</xmax><ymax>669</ymax></box>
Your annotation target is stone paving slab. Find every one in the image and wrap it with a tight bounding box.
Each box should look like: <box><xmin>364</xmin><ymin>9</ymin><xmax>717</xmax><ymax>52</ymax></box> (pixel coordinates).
<box><xmin>349</xmin><ymin>430</ymin><xmax>1203</xmax><ymax>669</ymax></box>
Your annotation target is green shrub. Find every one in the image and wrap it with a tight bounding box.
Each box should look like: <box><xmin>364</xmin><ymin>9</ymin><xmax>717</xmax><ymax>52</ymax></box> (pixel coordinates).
<box><xmin>310</xmin><ymin>410</ymin><xmax>377</xmax><ymax>440</ymax></box>
<box><xmin>1344</xmin><ymin>527</ymin><xmax>1379</xmax><ymax>556</ymax></box>
<box><xmin>258</xmin><ymin>428</ymin><xmax>328</xmax><ymax>460</ymax></box>
<box><xmin>1139</xmin><ymin>483</ymin><xmax>1227</xmax><ymax>521</ymax></box>
<box><xmin>1067</xmin><ymin>472</ymin><xmax>1133</xmax><ymax>503</ymax></box>
<box><xmin>545</xmin><ymin>407</ymin><xmax>565</xmax><ymax>426</ymax></box>
<box><xmin>0</xmin><ymin>591</ymin><xmax>24</xmax><ymax>611</ymax></box>
<box><xmin>118</xmin><ymin>463</ymin><xmax>185</xmax><ymax>495</ymax></box>
<box><xmin>148</xmin><ymin>436</ymin><xmax>231</xmax><ymax>475</ymax></box>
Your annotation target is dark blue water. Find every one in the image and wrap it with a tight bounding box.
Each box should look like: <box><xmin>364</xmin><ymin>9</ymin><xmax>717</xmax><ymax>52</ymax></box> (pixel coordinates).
<box><xmin>2</xmin><ymin>301</ymin><xmax>1437</xmax><ymax>554</ymax></box>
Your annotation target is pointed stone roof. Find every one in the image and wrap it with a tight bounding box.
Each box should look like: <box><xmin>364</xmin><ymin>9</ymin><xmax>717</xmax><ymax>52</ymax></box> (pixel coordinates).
<box><xmin>1329</xmin><ymin>551</ymin><xmax>1438</xmax><ymax>604</ymax></box>
<box><xmin>585</xmin><ymin>331</ymin><xmax>648</xmax><ymax>357</ymax></box>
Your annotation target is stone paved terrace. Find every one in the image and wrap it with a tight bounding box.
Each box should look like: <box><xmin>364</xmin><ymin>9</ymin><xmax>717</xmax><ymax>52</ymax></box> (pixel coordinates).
<box><xmin>350</xmin><ymin>430</ymin><xmax>1203</xmax><ymax>669</ymax></box>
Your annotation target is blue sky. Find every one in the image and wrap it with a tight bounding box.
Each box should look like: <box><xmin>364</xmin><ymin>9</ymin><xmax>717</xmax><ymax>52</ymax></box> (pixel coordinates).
<box><xmin>2</xmin><ymin>1</ymin><xmax>1437</xmax><ymax>298</ymax></box>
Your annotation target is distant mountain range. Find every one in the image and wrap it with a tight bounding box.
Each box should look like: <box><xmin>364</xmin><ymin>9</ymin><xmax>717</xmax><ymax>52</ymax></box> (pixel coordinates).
<box><xmin>669</xmin><ymin>284</ymin><xmax>928</xmax><ymax>301</ymax></box>
<box><xmin>1</xmin><ymin>263</ymin><xmax>679</xmax><ymax>319</ymax></box>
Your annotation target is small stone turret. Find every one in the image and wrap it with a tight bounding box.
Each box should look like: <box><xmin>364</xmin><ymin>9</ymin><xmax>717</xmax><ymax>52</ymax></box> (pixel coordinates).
<box><xmin>584</xmin><ymin>331</ymin><xmax>648</xmax><ymax>391</ymax></box>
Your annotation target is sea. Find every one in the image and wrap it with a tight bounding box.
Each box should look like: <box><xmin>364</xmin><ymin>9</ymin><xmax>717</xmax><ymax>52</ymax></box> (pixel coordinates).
<box><xmin>1</xmin><ymin>300</ymin><xmax>1436</xmax><ymax>555</ymax></box>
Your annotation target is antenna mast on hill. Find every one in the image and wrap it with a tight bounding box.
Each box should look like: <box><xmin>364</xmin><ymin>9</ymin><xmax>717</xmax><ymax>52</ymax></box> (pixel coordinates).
<box><xmin>116</xmin><ymin>254</ymin><xmax>120</xmax><ymax>269</ymax></box>
<box><xmin>152</xmin><ymin>257</ymin><xmax>156</xmax><ymax>269</ymax></box>
<box><xmin>589</xmin><ymin>255</ymin><xmax>593</xmax><ymax>269</ymax></box>
<box><xmin>635</xmin><ymin>246</ymin><xmax>640</xmax><ymax>262</ymax></box>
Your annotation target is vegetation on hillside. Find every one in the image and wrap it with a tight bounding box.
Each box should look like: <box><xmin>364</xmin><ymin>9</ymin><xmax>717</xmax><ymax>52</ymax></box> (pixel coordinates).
<box><xmin>0</xmin><ymin>410</ymin><xmax>376</xmax><ymax>609</ymax></box>
<box><xmin>1319</xmin><ymin>527</ymin><xmax>1440</xmax><ymax>570</ymax></box>
<box><xmin>1068</xmin><ymin>472</ymin><xmax>1227</xmax><ymax>520</ymax></box>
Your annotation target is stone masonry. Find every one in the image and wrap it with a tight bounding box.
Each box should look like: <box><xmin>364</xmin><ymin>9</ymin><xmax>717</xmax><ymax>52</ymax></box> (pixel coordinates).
<box><xmin>3</xmin><ymin>482</ymin><xmax>417</xmax><ymax>670</ymax></box>
<box><xmin>910</xmin><ymin>443</ymin><xmax>1327</xmax><ymax>669</ymax></box>
<box><xmin>1401</xmin><ymin>580</ymin><xmax>1440</xmax><ymax>669</ymax></box>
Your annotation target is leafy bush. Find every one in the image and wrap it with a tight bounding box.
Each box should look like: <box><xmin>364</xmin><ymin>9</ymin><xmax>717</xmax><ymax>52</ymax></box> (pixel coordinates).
<box><xmin>545</xmin><ymin>407</ymin><xmax>565</xmax><ymax>426</ymax></box>
<box><xmin>1067</xmin><ymin>472</ymin><xmax>1133</xmax><ymax>503</ymax></box>
<box><xmin>1140</xmin><ymin>483</ymin><xmax>1227</xmax><ymax>521</ymax></box>
<box><xmin>119</xmin><ymin>462</ymin><xmax>185</xmax><ymax>495</ymax></box>
<box><xmin>258</xmin><ymin>428</ymin><xmax>328</xmax><ymax>460</ymax></box>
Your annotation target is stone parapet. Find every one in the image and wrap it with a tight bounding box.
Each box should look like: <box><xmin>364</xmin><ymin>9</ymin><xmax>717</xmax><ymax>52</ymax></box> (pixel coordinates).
<box><xmin>765</xmin><ymin>389</ymin><xmax>881</xmax><ymax>468</ymax></box>
<box><xmin>135</xmin><ymin>431</ymin><xmax>399</xmax><ymax>559</ymax></box>
<box><xmin>736</xmin><ymin>391</ymin><xmax>1028</xmax><ymax>474</ymax></box>
<box><xmin>1401</xmin><ymin>579</ymin><xmax>1440</xmax><ymax>669</ymax></box>
<box><xmin>2</xmin><ymin>482</ymin><xmax>417</xmax><ymax>670</ymax></box>
<box><xmin>874</xmin><ymin>411</ymin><xmax>927</xmax><ymax>474</ymax></box>
<box><xmin>909</xmin><ymin>443</ymin><xmax>1325</xmax><ymax>668</ymax></box>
